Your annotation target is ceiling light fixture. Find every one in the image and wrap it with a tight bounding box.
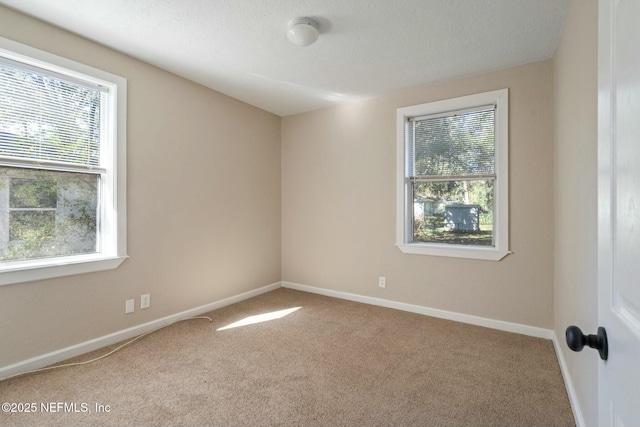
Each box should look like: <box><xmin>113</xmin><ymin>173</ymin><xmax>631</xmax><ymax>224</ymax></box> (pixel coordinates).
<box><xmin>287</xmin><ymin>17</ymin><xmax>319</xmax><ymax>46</ymax></box>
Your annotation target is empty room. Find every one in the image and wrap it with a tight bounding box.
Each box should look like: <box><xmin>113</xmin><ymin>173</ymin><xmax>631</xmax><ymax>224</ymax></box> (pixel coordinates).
<box><xmin>1</xmin><ymin>1</ymin><xmax>639</xmax><ymax>426</ymax></box>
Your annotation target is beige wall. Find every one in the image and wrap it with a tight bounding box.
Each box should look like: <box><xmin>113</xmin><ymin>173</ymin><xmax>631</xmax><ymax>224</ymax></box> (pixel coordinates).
<box><xmin>0</xmin><ymin>7</ymin><xmax>282</xmax><ymax>367</ymax></box>
<box><xmin>282</xmin><ymin>60</ymin><xmax>555</xmax><ymax>328</ymax></box>
<box><xmin>0</xmin><ymin>13</ymin><xmax>599</xmax><ymax>425</ymax></box>
<box><xmin>553</xmin><ymin>1</ymin><xmax>598</xmax><ymax>426</ymax></box>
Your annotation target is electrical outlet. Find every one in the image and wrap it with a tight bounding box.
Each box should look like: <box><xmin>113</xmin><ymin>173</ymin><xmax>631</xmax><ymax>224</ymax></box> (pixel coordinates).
<box><xmin>125</xmin><ymin>299</ymin><xmax>135</xmax><ymax>314</ymax></box>
<box><xmin>140</xmin><ymin>294</ymin><xmax>150</xmax><ymax>309</ymax></box>
<box><xmin>379</xmin><ymin>276</ymin><xmax>386</xmax><ymax>288</ymax></box>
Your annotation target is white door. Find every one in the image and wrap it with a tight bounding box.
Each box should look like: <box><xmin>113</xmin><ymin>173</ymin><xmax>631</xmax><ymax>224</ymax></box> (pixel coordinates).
<box><xmin>598</xmin><ymin>0</ymin><xmax>640</xmax><ymax>425</ymax></box>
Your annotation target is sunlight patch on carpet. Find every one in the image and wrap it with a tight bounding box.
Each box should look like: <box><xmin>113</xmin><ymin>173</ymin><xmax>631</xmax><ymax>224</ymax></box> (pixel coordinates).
<box><xmin>217</xmin><ymin>307</ymin><xmax>301</xmax><ymax>331</ymax></box>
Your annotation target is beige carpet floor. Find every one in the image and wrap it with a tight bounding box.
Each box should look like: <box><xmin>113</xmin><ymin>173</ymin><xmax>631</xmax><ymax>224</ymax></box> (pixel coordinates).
<box><xmin>0</xmin><ymin>288</ymin><xmax>575</xmax><ymax>427</ymax></box>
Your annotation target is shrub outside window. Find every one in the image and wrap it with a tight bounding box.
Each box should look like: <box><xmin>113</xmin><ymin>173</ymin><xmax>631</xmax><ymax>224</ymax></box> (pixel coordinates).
<box><xmin>396</xmin><ymin>89</ymin><xmax>509</xmax><ymax>260</ymax></box>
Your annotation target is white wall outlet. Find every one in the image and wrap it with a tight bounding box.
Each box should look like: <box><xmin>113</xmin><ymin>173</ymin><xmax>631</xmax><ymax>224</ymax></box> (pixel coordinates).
<box><xmin>140</xmin><ymin>294</ymin><xmax>150</xmax><ymax>309</ymax></box>
<box><xmin>379</xmin><ymin>276</ymin><xmax>386</xmax><ymax>288</ymax></box>
<box><xmin>125</xmin><ymin>299</ymin><xmax>135</xmax><ymax>314</ymax></box>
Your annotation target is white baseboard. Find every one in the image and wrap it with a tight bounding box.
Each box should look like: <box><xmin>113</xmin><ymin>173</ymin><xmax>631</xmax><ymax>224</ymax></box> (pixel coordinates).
<box><xmin>0</xmin><ymin>281</ymin><xmax>282</xmax><ymax>380</ymax></box>
<box><xmin>282</xmin><ymin>282</ymin><xmax>585</xmax><ymax>424</ymax></box>
<box><xmin>552</xmin><ymin>331</ymin><xmax>586</xmax><ymax>427</ymax></box>
<box><xmin>282</xmin><ymin>281</ymin><xmax>554</xmax><ymax>340</ymax></box>
<box><xmin>4</xmin><ymin>279</ymin><xmax>579</xmax><ymax>426</ymax></box>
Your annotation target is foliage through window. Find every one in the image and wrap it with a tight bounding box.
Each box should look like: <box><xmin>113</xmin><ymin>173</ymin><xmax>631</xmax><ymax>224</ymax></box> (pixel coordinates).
<box><xmin>3</xmin><ymin>171</ymin><xmax>98</xmax><ymax>260</ymax></box>
<box><xmin>0</xmin><ymin>37</ymin><xmax>126</xmax><ymax>285</ymax></box>
<box><xmin>396</xmin><ymin>90</ymin><xmax>509</xmax><ymax>260</ymax></box>
<box><xmin>9</xmin><ymin>177</ymin><xmax>58</xmax><ymax>243</ymax></box>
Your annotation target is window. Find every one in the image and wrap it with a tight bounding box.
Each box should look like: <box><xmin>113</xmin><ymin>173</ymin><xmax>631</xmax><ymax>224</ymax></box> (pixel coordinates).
<box><xmin>396</xmin><ymin>89</ymin><xmax>509</xmax><ymax>260</ymax></box>
<box><xmin>0</xmin><ymin>37</ymin><xmax>127</xmax><ymax>285</ymax></box>
<box><xmin>9</xmin><ymin>177</ymin><xmax>58</xmax><ymax>243</ymax></box>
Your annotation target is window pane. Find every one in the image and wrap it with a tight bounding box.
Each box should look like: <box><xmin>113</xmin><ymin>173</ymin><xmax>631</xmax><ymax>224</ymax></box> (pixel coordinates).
<box><xmin>412</xmin><ymin>180</ymin><xmax>494</xmax><ymax>246</ymax></box>
<box><xmin>0</xmin><ymin>167</ymin><xmax>98</xmax><ymax>261</ymax></box>
<box><xmin>0</xmin><ymin>61</ymin><xmax>102</xmax><ymax>167</ymax></box>
<box><xmin>9</xmin><ymin>211</ymin><xmax>55</xmax><ymax>241</ymax></box>
<box><xmin>10</xmin><ymin>177</ymin><xmax>57</xmax><ymax>208</ymax></box>
<box><xmin>413</xmin><ymin>108</ymin><xmax>494</xmax><ymax>177</ymax></box>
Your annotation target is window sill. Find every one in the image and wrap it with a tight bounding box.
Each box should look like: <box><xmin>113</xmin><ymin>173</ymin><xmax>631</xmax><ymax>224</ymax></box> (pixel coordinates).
<box><xmin>0</xmin><ymin>254</ymin><xmax>128</xmax><ymax>286</ymax></box>
<box><xmin>396</xmin><ymin>243</ymin><xmax>510</xmax><ymax>261</ymax></box>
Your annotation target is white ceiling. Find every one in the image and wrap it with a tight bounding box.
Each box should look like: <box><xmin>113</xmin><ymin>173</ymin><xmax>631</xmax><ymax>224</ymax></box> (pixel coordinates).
<box><xmin>0</xmin><ymin>0</ymin><xmax>569</xmax><ymax>117</ymax></box>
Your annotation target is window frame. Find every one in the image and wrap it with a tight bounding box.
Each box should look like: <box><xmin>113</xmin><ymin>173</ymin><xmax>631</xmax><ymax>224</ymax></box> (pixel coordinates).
<box><xmin>0</xmin><ymin>37</ymin><xmax>127</xmax><ymax>285</ymax></box>
<box><xmin>396</xmin><ymin>89</ymin><xmax>509</xmax><ymax>261</ymax></box>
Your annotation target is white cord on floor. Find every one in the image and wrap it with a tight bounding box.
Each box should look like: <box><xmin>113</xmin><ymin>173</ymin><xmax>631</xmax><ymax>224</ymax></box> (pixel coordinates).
<box><xmin>1</xmin><ymin>316</ymin><xmax>213</xmax><ymax>382</ymax></box>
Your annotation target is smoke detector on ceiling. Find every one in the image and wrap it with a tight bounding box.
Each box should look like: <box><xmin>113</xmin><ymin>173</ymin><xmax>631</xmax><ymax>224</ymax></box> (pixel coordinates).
<box><xmin>287</xmin><ymin>17</ymin><xmax>319</xmax><ymax>46</ymax></box>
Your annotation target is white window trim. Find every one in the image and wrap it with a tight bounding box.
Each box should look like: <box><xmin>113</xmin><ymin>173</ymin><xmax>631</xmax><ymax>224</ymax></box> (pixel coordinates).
<box><xmin>396</xmin><ymin>89</ymin><xmax>509</xmax><ymax>261</ymax></box>
<box><xmin>0</xmin><ymin>37</ymin><xmax>127</xmax><ymax>285</ymax></box>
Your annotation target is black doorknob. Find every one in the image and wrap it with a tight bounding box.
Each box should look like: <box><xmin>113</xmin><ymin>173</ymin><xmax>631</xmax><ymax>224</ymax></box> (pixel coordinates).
<box><xmin>565</xmin><ymin>325</ymin><xmax>608</xmax><ymax>360</ymax></box>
